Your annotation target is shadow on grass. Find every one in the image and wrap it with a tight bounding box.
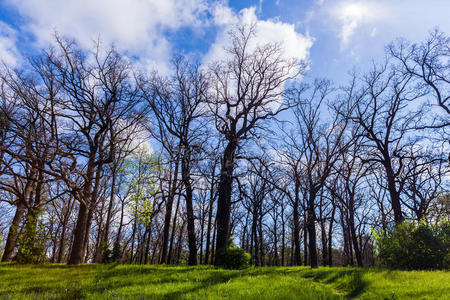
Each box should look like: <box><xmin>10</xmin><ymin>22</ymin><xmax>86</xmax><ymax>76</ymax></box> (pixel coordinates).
<box><xmin>0</xmin><ymin>264</ymin><xmax>369</xmax><ymax>299</ymax></box>
<box><xmin>84</xmin><ymin>266</ymin><xmax>246</xmax><ymax>299</ymax></box>
<box><xmin>293</xmin><ymin>268</ymin><xmax>368</xmax><ymax>298</ymax></box>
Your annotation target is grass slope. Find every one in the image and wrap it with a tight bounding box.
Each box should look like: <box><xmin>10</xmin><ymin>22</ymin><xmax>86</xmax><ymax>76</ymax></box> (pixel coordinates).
<box><xmin>0</xmin><ymin>264</ymin><xmax>448</xmax><ymax>299</ymax></box>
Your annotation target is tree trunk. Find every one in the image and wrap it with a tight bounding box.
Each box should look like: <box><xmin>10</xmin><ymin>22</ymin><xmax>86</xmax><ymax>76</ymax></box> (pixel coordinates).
<box><xmin>327</xmin><ymin>204</ymin><xmax>336</xmax><ymax>266</ymax></box>
<box><xmin>293</xmin><ymin>182</ymin><xmax>301</xmax><ymax>265</ymax></box>
<box><xmin>273</xmin><ymin>217</ymin><xmax>278</xmax><ymax>266</ymax></box>
<box><xmin>68</xmin><ymin>159</ymin><xmax>96</xmax><ymax>265</ymax></box>
<box><xmin>303</xmin><ymin>220</ymin><xmax>308</xmax><ymax>266</ymax></box>
<box><xmin>144</xmin><ymin>224</ymin><xmax>152</xmax><ymax>264</ymax></box>
<box><xmin>320</xmin><ymin>220</ymin><xmax>327</xmax><ymax>266</ymax></box>
<box><xmin>204</xmin><ymin>172</ymin><xmax>215</xmax><ymax>264</ymax></box>
<box><xmin>281</xmin><ymin>211</ymin><xmax>285</xmax><ymax>266</ymax></box>
<box><xmin>168</xmin><ymin>193</ymin><xmax>181</xmax><ymax>264</ymax></box>
<box><xmin>101</xmin><ymin>167</ymin><xmax>117</xmax><ymax>262</ymax></box>
<box><xmin>307</xmin><ymin>190</ymin><xmax>318</xmax><ymax>268</ymax></box>
<box><xmin>214</xmin><ymin>140</ymin><xmax>237</xmax><ymax>265</ymax></box>
<box><xmin>68</xmin><ymin>201</ymin><xmax>89</xmax><ymax>265</ymax></box>
<box><xmin>349</xmin><ymin>210</ymin><xmax>363</xmax><ymax>267</ymax></box>
<box><xmin>160</xmin><ymin>159</ymin><xmax>180</xmax><ymax>264</ymax></box>
<box><xmin>384</xmin><ymin>158</ymin><xmax>404</xmax><ymax>223</ymax></box>
<box><xmin>250</xmin><ymin>208</ymin><xmax>258</xmax><ymax>266</ymax></box>
<box><xmin>1</xmin><ymin>202</ymin><xmax>26</xmax><ymax>262</ymax></box>
<box><xmin>182</xmin><ymin>151</ymin><xmax>197</xmax><ymax>265</ymax></box>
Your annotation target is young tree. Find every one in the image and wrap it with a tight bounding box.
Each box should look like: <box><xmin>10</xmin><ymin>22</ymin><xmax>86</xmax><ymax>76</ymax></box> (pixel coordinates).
<box><xmin>140</xmin><ymin>56</ymin><xmax>209</xmax><ymax>265</ymax></box>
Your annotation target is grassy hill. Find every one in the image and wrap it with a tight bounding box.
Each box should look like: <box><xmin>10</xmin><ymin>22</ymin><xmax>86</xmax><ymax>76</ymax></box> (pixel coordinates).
<box><xmin>0</xmin><ymin>263</ymin><xmax>448</xmax><ymax>299</ymax></box>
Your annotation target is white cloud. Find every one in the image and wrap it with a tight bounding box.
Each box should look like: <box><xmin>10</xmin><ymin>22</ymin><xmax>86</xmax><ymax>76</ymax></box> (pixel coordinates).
<box><xmin>6</xmin><ymin>0</ymin><xmax>208</xmax><ymax>74</ymax></box>
<box><xmin>203</xmin><ymin>6</ymin><xmax>313</xmax><ymax>114</ymax></box>
<box><xmin>332</xmin><ymin>1</ymin><xmax>387</xmax><ymax>48</ymax></box>
<box><xmin>212</xmin><ymin>4</ymin><xmax>238</xmax><ymax>26</ymax></box>
<box><xmin>205</xmin><ymin>5</ymin><xmax>313</xmax><ymax>68</ymax></box>
<box><xmin>0</xmin><ymin>22</ymin><xmax>20</xmax><ymax>67</ymax></box>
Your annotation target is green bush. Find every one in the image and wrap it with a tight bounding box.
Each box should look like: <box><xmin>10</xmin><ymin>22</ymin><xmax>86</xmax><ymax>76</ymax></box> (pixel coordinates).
<box><xmin>15</xmin><ymin>212</ymin><xmax>47</xmax><ymax>264</ymax></box>
<box><xmin>215</xmin><ymin>238</ymin><xmax>251</xmax><ymax>269</ymax></box>
<box><xmin>372</xmin><ymin>220</ymin><xmax>449</xmax><ymax>270</ymax></box>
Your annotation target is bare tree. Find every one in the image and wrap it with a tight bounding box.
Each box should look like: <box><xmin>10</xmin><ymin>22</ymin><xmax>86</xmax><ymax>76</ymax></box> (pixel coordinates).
<box><xmin>347</xmin><ymin>63</ymin><xmax>425</xmax><ymax>224</ymax></box>
<box><xmin>140</xmin><ymin>56</ymin><xmax>209</xmax><ymax>265</ymax></box>
<box><xmin>42</xmin><ymin>38</ymin><xmax>146</xmax><ymax>265</ymax></box>
<box><xmin>389</xmin><ymin>30</ymin><xmax>450</xmax><ymax>123</ymax></box>
<box><xmin>208</xmin><ymin>24</ymin><xmax>303</xmax><ymax>264</ymax></box>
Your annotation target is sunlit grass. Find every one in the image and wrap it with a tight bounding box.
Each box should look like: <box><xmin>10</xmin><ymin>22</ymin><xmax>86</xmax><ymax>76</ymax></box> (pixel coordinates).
<box><xmin>0</xmin><ymin>263</ymin><xmax>448</xmax><ymax>299</ymax></box>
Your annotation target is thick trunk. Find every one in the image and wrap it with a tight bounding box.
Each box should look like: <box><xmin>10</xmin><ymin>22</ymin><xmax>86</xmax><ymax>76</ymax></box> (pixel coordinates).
<box><xmin>68</xmin><ymin>159</ymin><xmax>96</xmax><ymax>265</ymax></box>
<box><xmin>82</xmin><ymin>203</ymin><xmax>95</xmax><ymax>263</ymax></box>
<box><xmin>2</xmin><ymin>166</ymin><xmax>37</xmax><ymax>262</ymax></box>
<box><xmin>1</xmin><ymin>202</ymin><xmax>26</xmax><ymax>262</ymax></box>
<box><xmin>68</xmin><ymin>201</ymin><xmax>89</xmax><ymax>265</ymax></box>
<box><xmin>214</xmin><ymin>140</ymin><xmax>237</xmax><ymax>265</ymax></box>
<box><xmin>384</xmin><ymin>159</ymin><xmax>404</xmax><ymax>223</ymax></box>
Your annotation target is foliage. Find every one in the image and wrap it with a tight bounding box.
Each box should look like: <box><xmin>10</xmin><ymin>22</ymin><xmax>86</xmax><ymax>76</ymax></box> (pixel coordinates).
<box><xmin>0</xmin><ymin>264</ymin><xmax>449</xmax><ymax>299</ymax></box>
<box><xmin>215</xmin><ymin>237</ymin><xmax>251</xmax><ymax>269</ymax></box>
<box><xmin>14</xmin><ymin>211</ymin><xmax>47</xmax><ymax>264</ymax></box>
<box><xmin>111</xmin><ymin>241</ymin><xmax>122</xmax><ymax>262</ymax></box>
<box><xmin>121</xmin><ymin>146</ymin><xmax>161</xmax><ymax>225</ymax></box>
<box><xmin>102</xmin><ymin>241</ymin><xmax>123</xmax><ymax>264</ymax></box>
<box><xmin>372</xmin><ymin>220</ymin><xmax>449</xmax><ymax>270</ymax></box>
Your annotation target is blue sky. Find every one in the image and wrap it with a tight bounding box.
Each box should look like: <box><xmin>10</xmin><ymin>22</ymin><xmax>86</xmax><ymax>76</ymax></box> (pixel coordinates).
<box><xmin>1</xmin><ymin>0</ymin><xmax>450</xmax><ymax>84</ymax></box>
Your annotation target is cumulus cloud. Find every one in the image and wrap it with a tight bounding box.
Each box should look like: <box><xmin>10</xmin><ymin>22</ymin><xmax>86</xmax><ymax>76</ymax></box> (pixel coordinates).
<box><xmin>205</xmin><ymin>5</ymin><xmax>313</xmax><ymax>68</ymax></box>
<box><xmin>203</xmin><ymin>5</ymin><xmax>313</xmax><ymax>114</ymax></box>
<box><xmin>332</xmin><ymin>1</ymin><xmax>387</xmax><ymax>48</ymax></box>
<box><xmin>5</xmin><ymin>0</ymin><xmax>208</xmax><ymax>74</ymax></box>
<box><xmin>2</xmin><ymin>0</ymin><xmax>313</xmax><ymax>76</ymax></box>
<box><xmin>0</xmin><ymin>22</ymin><xmax>20</xmax><ymax>67</ymax></box>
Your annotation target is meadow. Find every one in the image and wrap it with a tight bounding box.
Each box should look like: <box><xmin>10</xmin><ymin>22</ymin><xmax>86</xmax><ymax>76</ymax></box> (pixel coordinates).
<box><xmin>0</xmin><ymin>264</ymin><xmax>448</xmax><ymax>299</ymax></box>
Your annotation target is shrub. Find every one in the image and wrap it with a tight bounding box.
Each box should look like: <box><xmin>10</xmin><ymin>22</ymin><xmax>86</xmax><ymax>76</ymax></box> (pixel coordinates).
<box><xmin>372</xmin><ymin>220</ymin><xmax>449</xmax><ymax>270</ymax></box>
<box><xmin>215</xmin><ymin>238</ymin><xmax>251</xmax><ymax>269</ymax></box>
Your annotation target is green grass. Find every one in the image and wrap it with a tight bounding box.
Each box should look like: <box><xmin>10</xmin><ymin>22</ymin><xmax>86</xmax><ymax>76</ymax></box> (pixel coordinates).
<box><xmin>0</xmin><ymin>264</ymin><xmax>448</xmax><ymax>299</ymax></box>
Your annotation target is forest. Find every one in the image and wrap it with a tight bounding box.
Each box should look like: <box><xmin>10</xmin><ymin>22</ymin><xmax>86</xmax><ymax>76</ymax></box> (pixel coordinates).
<box><xmin>0</xmin><ymin>23</ymin><xmax>449</xmax><ymax>274</ymax></box>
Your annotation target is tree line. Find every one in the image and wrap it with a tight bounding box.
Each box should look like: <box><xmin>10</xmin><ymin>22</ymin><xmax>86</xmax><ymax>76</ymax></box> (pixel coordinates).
<box><xmin>0</xmin><ymin>25</ymin><xmax>448</xmax><ymax>268</ymax></box>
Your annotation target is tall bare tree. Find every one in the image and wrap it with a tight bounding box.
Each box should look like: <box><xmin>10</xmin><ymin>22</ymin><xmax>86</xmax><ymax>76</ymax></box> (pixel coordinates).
<box><xmin>208</xmin><ymin>24</ymin><xmax>303</xmax><ymax>264</ymax></box>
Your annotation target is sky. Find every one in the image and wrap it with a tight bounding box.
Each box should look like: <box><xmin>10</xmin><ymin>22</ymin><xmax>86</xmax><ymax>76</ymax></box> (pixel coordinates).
<box><xmin>1</xmin><ymin>0</ymin><xmax>450</xmax><ymax>85</ymax></box>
